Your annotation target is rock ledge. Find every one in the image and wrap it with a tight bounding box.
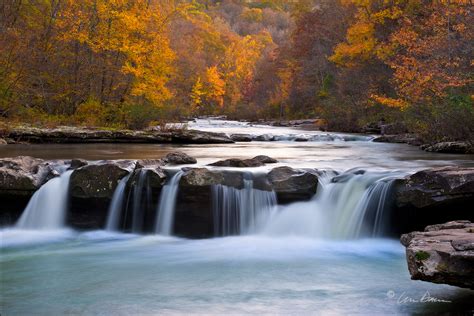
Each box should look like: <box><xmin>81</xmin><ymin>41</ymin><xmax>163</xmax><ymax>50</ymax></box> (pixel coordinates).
<box><xmin>401</xmin><ymin>220</ymin><xmax>474</xmax><ymax>289</ymax></box>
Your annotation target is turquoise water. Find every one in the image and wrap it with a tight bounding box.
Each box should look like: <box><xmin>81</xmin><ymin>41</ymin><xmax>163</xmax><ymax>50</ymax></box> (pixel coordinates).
<box><xmin>1</xmin><ymin>230</ymin><xmax>473</xmax><ymax>315</ymax></box>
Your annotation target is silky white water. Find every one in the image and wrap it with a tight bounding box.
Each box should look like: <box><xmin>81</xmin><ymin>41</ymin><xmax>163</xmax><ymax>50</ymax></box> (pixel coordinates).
<box><xmin>16</xmin><ymin>170</ymin><xmax>73</xmax><ymax>229</ymax></box>
<box><xmin>212</xmin><ymin>176</ymin><xmax>277</xmax><ymax>236</ymax></box>
<box><xmin>1</xmin><ymin>231</ymin><xmax>472</xmax><ymax>315</ymax></box>
<box><xmin>262</xmin><ymin>170</ymin><xmax>404</xmax><ymax>239</ymax></box>
<box><xmin>105</xmin><ymin>174</ymin><xmax>131</xmax><ymax>231</ymax></box>
<box><xmin>155</xmin><ymin>170</ymin><xmax>184</xmax><ymax>235</ymax></box>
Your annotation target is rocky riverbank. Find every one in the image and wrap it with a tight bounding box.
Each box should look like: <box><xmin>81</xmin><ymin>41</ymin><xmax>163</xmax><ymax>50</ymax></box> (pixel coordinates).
<box><xmin>401</xmin><ymin>220</ymin><xmax>474</xmax><ymax>289</ymax></box>
<box><xmin>373</xmin><ymin>134</ymin><xmax>473</xmax><ymax>154</ymax></box>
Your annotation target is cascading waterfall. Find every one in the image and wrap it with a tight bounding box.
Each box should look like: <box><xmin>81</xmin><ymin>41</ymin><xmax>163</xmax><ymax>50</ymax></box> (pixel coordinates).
<box><xmin>261</xmin><ymin>170</ymin><xmax>404</xmax><ymax>239</ymax></box>
<box><xmin>155</xmin><ymin>170</ymin><xmax>184</xmax><ymax>235</ymax></box>
<box><xmin>131</xmin><ymin>169</ymin><xmax>151</xmax><ymax>233</ymax></box>
<box><xmin>105</xmin><ymin>174</ymin><xmax>131</xmax><ymax>231</ymax></box>
<box><xmin>16</xmin><ymin>170</ymin><xmax>73</xmax><ymax>230</ymax></box>
<box><xmin>212</xmin><ymin>174</ymin><xmax>277</xmax><ymax>236</ymax></box>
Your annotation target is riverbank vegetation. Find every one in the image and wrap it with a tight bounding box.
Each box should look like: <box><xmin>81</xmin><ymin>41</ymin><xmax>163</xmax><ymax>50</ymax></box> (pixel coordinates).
<box><xmin>1</xmin><ymin>0</ymin><xmax>472</xmax><ymax>142</ymax></box>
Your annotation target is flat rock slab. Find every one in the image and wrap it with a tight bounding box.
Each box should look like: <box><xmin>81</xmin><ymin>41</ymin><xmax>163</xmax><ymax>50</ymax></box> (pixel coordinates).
<box><xmin>401</xmin><ymin>220</ymin><xmax>474</xmax><ymax>289</ymax></box>
<box><xmin>396</xmin><ymin>166</ymin><xmax>474</xmax><ymax>209</ymax></box>
<box><xmin>6</xmin><ymin>126</ymin><xmax>233</xmax><ymax>144</ymax></box>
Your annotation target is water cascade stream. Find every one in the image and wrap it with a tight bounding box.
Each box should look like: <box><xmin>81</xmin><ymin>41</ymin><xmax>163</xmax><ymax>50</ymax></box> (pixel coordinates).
<box><xmin>212</xmin><ymin>174</ymin><xmax>278</xmax><ymax>236</ymax></box>
<box><xmin>16</xmin><ymin>170</ymin><xmax>73</xmax><ymax>230</ymax></box>
<box><xmin>155</xmin><ymin>170</ymin><xmax>184</xmax><ymax>235</ymax></box>
<box><xmin>261</xmin><ymin>170</ymin><xmax>404</xmax><ymax>238</ymax></box>
<box><xmin>105</xmin><ymin>174</ymin><xmax>131</xmax><ymax>231</ymax></box>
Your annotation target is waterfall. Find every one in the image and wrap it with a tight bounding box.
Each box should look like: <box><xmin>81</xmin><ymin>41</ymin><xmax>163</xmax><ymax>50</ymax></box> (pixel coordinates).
<box><xmin>261</xmin><ymin>170</ymin><xmax>403</xmax><ymax>239</ymax></box>
<box><xmin>131</xmin><ymin>170</ymin><xmax>151</xmax><ymax>233</ymax></box>
<box><xmin>155</xmin><ymin>170</ymin><xmax>184</xmax><ymax>235</ymax></box>
<box><xmin>105</xmin><ymin>174</ymin><xmax>131</xmax><ymax>231</ymax></box>
<box><xmin>212</xmin><ymin>175</ymin><xmax>277</xmax><ymax>236</ymax></box>
<box><xmin>16</xmin><ymin>170</ymin><xmax>73</xmax><ymax>230</ymax></box>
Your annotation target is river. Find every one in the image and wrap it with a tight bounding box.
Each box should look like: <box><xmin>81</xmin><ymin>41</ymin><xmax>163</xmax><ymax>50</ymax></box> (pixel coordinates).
<box><xmin>1</xmin><ymin>119</ymin><xmax>473</xmax><ymax>315</ymax></box>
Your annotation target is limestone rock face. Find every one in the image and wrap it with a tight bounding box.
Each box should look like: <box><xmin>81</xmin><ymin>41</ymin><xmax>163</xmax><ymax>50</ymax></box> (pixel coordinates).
<box><xmin>0</xmin><ymin>156</ymin><xmax>59</xmax><ymax>194</ymax></box>
<box><xmin>396</xmin><ymin>167</ymin><xmax>474</xmax><ymax>209</ymax></box>
<box><xmin>70</xmin><ymin>160</ymin><xmax>136</xmax><ymax>199</ymax></box>
<box><xmin>401</xmin><ymin>220</ymin><xmax>474</xmax><ymax>290</ymax></box>
<box><xmin>164</xmin><ymin>152</ymin><xmax>197</xmax><ymax>165</ymax></box>
<box><xmin>268</xmin><ymin>166</ymin><xmax>318</xmax><ymax>203</ymax></box>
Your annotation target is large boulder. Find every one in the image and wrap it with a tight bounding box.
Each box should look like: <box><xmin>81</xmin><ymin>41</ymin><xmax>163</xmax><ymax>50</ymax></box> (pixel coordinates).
<box><xmin>230</xmin><ymin>134</ymin><xmax>253</xmax><ymax>142</ymax></box>
<box><xmin>0</xmin><ymin>156</ymin><xmax>59</xmax><ymax>195</ymax></box>
<box><xmin>396</xmin><ymin>167</ymin><xmax>474</xmax><ymax>209</ymax></box>
<box><xmin>208</xmin><ymin>156</ymin><xmax>277</xmax><ymax>168</ymax></box>
<box><xmin>164</xmin><ymin>151</ymin><xmax>197</xmax><ymax>165</ymax></box>
<box><xmin>180</xmin><ymin>168</ymin><xmax>224</xmax><ymax>187</ymax></box>
<box><xmin>268</xmin><ymin>166</ymin><xmax>318</xmax><ymax>203</ymax></box>
<box><xmin>129</xmin><ymin>167</ymin><xmax>167</xmax><ymax>189</ymax></box>
<box><xmin>421</xmin><ymin>141</ymin><xmax>473</xmax><ymax>154</ymax></box>
<box><xmin>70</xmin><ymin>160</ymin><xmax>136</xmax><ymax>199</ymax></box>
<box><xmin>0</xmin><ymin>156</ymin><xmax>66</xmax><ymax>225</ymax></box>
<box><xmin>401</xmin><ymin>220</ymin><xmax>474</xmax><ymax>289</ymax></box>
<box><xmin>252</xmin><ymin>155</ymin><xmax>278</xmax><ymax>164</ymax></box>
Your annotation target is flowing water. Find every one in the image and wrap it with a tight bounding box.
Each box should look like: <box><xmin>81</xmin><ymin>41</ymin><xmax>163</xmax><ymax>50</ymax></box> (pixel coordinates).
<box><xmin>105</xmin><ymin>174</ymin><xmax>131</xmax><ymax>231</ymax></box>
<box><xmin>156</xmin><ymin>170</ymin><xmax>184</xmax><ymax>235</ymax></box>
<box><xmin>212</xmin><ymin>175</ymin><xmax>278</xmax><ymax>236</ymax></box>
<box><xmin>15</xmin><ymin>170</ymin><xmax>73</xmax><ymax>230</ymax></box>
<box><xmin>1</xmin><ymin>120</ymin><xmax>473</xmax><ymax>314</ymax></box>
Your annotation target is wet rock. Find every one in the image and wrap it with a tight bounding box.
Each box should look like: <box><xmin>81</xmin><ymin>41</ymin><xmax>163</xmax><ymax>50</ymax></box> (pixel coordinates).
<box><xmin>0</xmin><ymin>156</ymin><xmax>59</xmax><ymax>194</ymax></box>
<box><xmin>252</xmin><ymin>155</ymin><xmax>278</xmax><ymax>164</ymax></box>
<box><xmin>255</xmin><ymin>134</ymin><xmax>275</xmax><ymax>141</ymax></box>
<box><xmin>70</xmin><ymin>160</ymin><xmax>136</xmax><ymax>199</ymax></box>
<box><xmin>180</xmin><ymin>168</ymin><xmax>224</xmax><ymax>187</ymax></box>
<box><xmin>209</xmin><ymin>156</ymin><xmax>277</xmax><ymax>168</ymax></box>
<box><xmin>129</xmin><ymin>167</ymin><xmax>167</xmax><ymax>189</ymax></box>
<box><xmin>421</xmin><ymin>141</ymin><xmax>473</xmax><ymax>154</ymax></box>
<box><xmin>171</xmin><ymin>130</ymin><xmax>233</xmax><ymax>144</ymax></box>
<box><xmin>401</xmin><ymin>220</ymin><xmax>474</xmax><ymax>289</ymax></box>
<box><xmin>208</xmin><ymin>158</ymin><xmax>264</xmax><ymax>168</ymax></box>
<box><xmin>230</xmin><ymin>134</ymin><xmax>253</xmax><ymax>142</ymax></box>
<box><xmin>69</xmin><ymin>159</ymin><xmax>88</xmax><ymax>170</ymax></box>
<box><xmin>0</xmin><ymin>138</ymin><xmax>7</xmax><ymax>145</ymax></box>
<box><xmin>372</xmin><ymin>134</ymin><xmax>423</xmax><ymax>146</ymax></box>
<box><xmin>164</xmin><ymin>151</ymin><xmax>197</xmax><ymax>165</ymax></box>
<box><xmin>136</xmin><ymin>159</ymin><xmax>165</xmax><ymax>169</ymax></box>
<box><xmin>268</xmin><ymin>166</ymin><xmax>318</xmax><ymax>203</ymax></box>
<box><xmin>396</xmin><ymin>167</ymin><xmax>474</xmax><ymax>209</ymax></box>
<box><xmin>294</xmin><ymin>136</ymin><xmax>309</xmax><ymax>142</ymax></box>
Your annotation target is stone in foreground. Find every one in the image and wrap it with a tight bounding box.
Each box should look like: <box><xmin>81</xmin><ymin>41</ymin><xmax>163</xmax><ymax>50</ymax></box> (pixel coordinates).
<box><xmin>164</xmin><ymin>152</ymin><xmax>197</xmax><ymax>165</ymax></box>
<box><xmin>401</xmin><ymin>220</ymin><xmax>474</xmax><ymax>290</ymax></box>
<box><xmin>208</xmin><ymin>156</ymin><xmax>272</xmax><ymax>167</ymax></box>
<box><xmin>396</xmin><ymin>166</ymin><xmax>474</xmax><ymax>209</ymax></box>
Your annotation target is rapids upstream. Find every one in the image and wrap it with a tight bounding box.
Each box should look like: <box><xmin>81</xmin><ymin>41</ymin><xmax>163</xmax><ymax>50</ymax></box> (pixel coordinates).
<box><xmin>1</xmin><ymin>119</ymin><xmax>473</xmax><ymax>314</ymax></box>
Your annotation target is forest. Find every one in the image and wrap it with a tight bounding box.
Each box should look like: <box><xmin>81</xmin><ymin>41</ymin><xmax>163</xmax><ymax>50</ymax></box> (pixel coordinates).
<box><xmin>1</xmin><ymin>0</ymin><xmax>473</xmax><ymax>143</ymax></box>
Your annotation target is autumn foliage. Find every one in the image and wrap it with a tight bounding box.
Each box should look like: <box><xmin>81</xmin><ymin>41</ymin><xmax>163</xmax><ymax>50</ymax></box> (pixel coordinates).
<box><xmin>1</xmin><ymin>0</ymin><xmax>473</xmax><ymax>141</ymax></box>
